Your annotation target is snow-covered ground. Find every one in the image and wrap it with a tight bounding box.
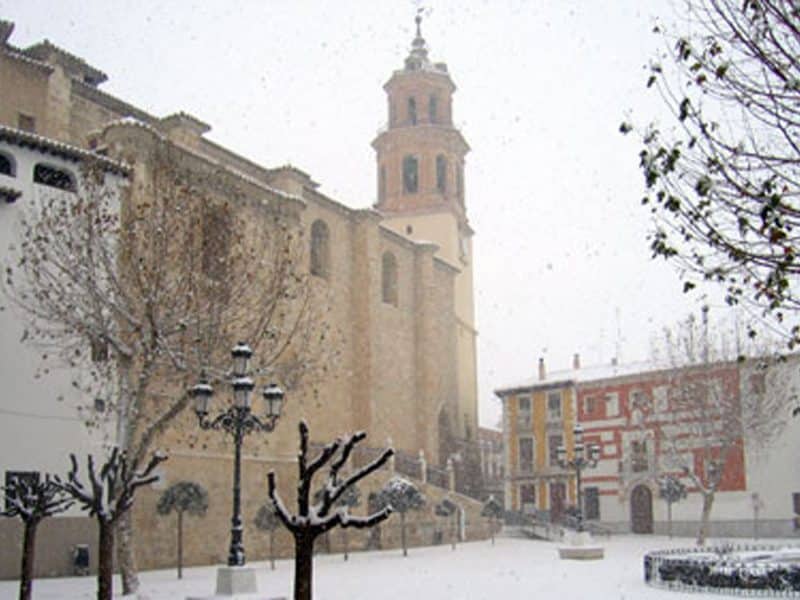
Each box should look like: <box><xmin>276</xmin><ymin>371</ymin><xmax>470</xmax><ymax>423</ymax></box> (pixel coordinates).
<box><xmin>2</xmin><ymin>535</ymin><xmax>795</xmax><ymax>599</ymax></box>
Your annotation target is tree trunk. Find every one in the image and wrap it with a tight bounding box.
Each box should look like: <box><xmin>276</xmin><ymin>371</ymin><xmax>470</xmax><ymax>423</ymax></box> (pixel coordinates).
<box><xmin>293</xmin><ymin>532</ymin><xmax>314</xmax><ymax>600</ymax></box>
<box><xmin>116</xmin><ymin>507</ymin><xmax>139</xmax><ymax>595</ymax></box>
<box><xmin>400</xmin><ymin>513</ymin><xmax>407</xmax><ymax>557</ymax></box>
<box><xmin>696</xmin><ymin>493</ymin><xmax>715</xmax><ymax>546</ymax></box>
<box><xmin>450</xmin><ymin>516</ymin><xmax>456</xmax><ymax>550</ymax></box>
<box><xmin>97</xmin><ymin>521</ymin><xmax>115</xmax><ymax>600</ymax></box>
<box><xmin>343</xmin><ymin>529</ymin><xmax>349</xmax><ymax>561</ymax></box>
<box><xmin>490</xmin><ymin>517</ymin><xmax>495</xmax><ymax>546</ymax></box>
<box><xmin>177</xmin><ymin>510</ymin><xmax>183</xmax><ymax>579</ymax></box>
<box><xmin>270</xmin><ymin>530</ymin><xmax>275</xmax><ymax>570</ymax></box>
<box><xmin>667</xmin><ymin>501</ymin><xmax>672</xmax><ymax>539</ymax></box>
<box><xmin>19</xmin><ymin>520</ymin><xmax>37</xmax><ymax>600</ymax></box>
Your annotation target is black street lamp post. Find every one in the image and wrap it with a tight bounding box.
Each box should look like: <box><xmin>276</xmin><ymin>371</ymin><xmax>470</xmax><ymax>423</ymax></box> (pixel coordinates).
<box><xmin>557</xmin><ymin>423</ymin><xmax>600</xmax><ymax>533</ymax></box>
<box><xmin>190</xmin><ymin>342</ymin><xmax>285</xmax><ymax>567</ymax></box>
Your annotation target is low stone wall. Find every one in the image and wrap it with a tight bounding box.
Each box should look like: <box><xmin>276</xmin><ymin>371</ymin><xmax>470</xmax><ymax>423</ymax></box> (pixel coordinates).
<box><xmin>0</xmin><ymin>516</ymin><xmax>98</xmax><ymax>580</ymax></box>
<box><xmin>595</xmin><ymin>519</ymin><xmax>798</xmax><ymax>539</ymax></box>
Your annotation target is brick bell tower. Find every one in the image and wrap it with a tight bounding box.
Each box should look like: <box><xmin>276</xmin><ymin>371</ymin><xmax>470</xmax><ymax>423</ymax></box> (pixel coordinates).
<box><xmin>373</xmin><ymin>14</ymin><xmax>478</xmax><ymax>460</ymax></box>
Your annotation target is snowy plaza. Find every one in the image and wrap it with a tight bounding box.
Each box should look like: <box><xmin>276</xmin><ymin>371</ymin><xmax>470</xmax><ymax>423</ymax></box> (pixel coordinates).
<box><xmin>2</xmin><ymin>535</ymin><xmax>794</xmax><ymax>600</ymax></box>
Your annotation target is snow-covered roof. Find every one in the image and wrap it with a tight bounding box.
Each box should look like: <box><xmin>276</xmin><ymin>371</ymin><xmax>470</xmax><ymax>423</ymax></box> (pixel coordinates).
<box><xmin>495</xmin><ymin>359</ymin><xmax>667</xmax><ymax>396</ymax></box>
<box><xmin>0</xmin><ymin>125</ymin><xmax>130</xmax><ymax>175</ymax></box>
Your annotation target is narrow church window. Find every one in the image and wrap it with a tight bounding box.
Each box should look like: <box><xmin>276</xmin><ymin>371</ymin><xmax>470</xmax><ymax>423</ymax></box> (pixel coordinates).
<box><xmin>379</xmin><ymin>165</ymin><xmax>386</xmax><ymax>202</ymax></box>
<box><xmin>407</xmin><ymin>97</ymin><xmax>417</xmax><ymax>125</ymax></box>
<box><xmin>429</xmin><ymin>95</ymin><xmax>438</xmax><ymax>123</ymax></box>
<box><xmin>0</xmin><ymin>152</ymin><xmax>13</xmax><ymax>177</ymax></box>
<box><xmin>310</xmin><ymin>219</ymin><xmax>330</xmax><ymax>279</ymax></box>
<box><xmin>382</xmin><ymin>251</ymin><xmax>398</xmax><ymax>306</ymax></box>
<box><xmin>201</xmin><ymin>203</ymin><xmax>232</xmax><ymax>297</ymax></box>
<box><xmin>33</xmin><ymin>164</ymin><xmax>76</xmax><ymax>192</ymax></box>
<box><xmin>456</xmin><ymin>164</ymin><xmax>464</xmax><ymax>203</ymax></box>
<box><xmin>402</xmin><ymin>155</ymin><xmax>418</xmax><ymax>194</ymax></box>
<box><xmin>436</xmin><ymin>154</ymin><xmax>447</xmax><ymax>193</ymax></box>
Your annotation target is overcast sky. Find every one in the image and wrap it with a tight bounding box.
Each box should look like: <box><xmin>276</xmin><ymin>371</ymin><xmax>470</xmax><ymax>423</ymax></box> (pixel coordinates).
<box><xmin>2</xmin><ymin>0</ymin><xmax>717</xmax><ymax>428</ymax></box>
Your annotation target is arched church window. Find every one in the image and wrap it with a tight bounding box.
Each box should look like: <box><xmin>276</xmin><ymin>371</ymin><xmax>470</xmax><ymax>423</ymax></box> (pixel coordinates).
<box><xmin>402</xmin><ymin>155</ymin><xmax>418</xmax><ymax>194</ymax></box>
<box><xmin>429</xmin><ymin>95</ymin><xmax>438</xmax><ymax>123</ymax></box>
<box><xmin>382</xmin><ymin>251</ymin><xmax>398</xmax><ymax>306</ymax></box>
<box><xmin>310</xmin><ymin>219</ymin><xmax>330</xmax><ymax>279</ymax></box>
<box><xmin>408</xmin><ymin>97</ymin><xmax>417</xmax><ymax>125</ymax></box>
<box><xmin>436</xmin><ymin>155</ymin><xmax>447</xmax><ymax>193</ymax></box>
<box><xmin>0</xmin><ymin>152</ymin><xmax>14</xmax><ymax>177</ymax></box>
<box><xmin>33</xmin><ymin>163</ymin><xmax>76</xmax><ymax>192</ymax></box>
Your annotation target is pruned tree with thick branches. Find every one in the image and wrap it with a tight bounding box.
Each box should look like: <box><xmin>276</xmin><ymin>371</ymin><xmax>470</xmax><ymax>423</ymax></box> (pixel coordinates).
<box><xmin>156</xmin><ymin>480</ymin><xmax>208</xmax><ymax>579</ymax></box>
<box><xmin>2</xmin><ymin>474</ymin><xmax>72</xmax><ymax>600</ymax></box>
<box><xmin>267</xmin><ymin>421</ymin><xmax>393</xmax><ymax>600</ymax></box>
<box><xmin>623</xmin><ymin>0</ymin><xmax>800</xmax><ymax>347</ymax></box>
<box><xmin>54</xmin><ymin>448</ymin><xmax>167</xmax><ymax>600</ymax></box>
<box><xmin>313</xmin><ymin>482</ymin><xmax>360</xmax><ymax>560</ymax></box>
<box><xmin>3</xmin><ymin>139</ymin><xmax>332</xmax><ymax>593</ymax></box>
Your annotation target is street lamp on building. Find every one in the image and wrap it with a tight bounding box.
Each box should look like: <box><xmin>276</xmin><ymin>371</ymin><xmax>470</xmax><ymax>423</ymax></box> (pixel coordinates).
<box><xmin>190</xmin><ymin>342</ymin><xmax>285</xmax><ymax>567</ymax></box>
<box><xmin>557</xmin><ymin>423</ymin><xmax>600</xmax><ymax>533</ymax></box>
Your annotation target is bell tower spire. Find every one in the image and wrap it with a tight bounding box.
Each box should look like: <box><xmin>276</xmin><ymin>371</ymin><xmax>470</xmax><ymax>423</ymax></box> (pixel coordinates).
<box><xmin>372</xmin><ymin>14</ymin><xmax>470</xmax><ymax>224</ymax></box>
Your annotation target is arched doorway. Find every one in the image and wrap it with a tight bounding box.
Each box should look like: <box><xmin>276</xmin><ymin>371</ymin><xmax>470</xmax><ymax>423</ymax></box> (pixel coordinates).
<box><xmin>630</xmin><ymin>484</ymin><xmax>654</xmax><ymax>534</ymax></box>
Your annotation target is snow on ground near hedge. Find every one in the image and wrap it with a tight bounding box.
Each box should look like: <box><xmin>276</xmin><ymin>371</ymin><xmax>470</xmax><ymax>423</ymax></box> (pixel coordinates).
<box><xmin>2</xmin><ymin>535</ymin><xmax>797</xmax><ymax>599</ymax></box>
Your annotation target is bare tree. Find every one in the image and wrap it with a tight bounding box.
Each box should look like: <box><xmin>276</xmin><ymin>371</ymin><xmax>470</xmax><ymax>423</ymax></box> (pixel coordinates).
<box><xmin>313</xmin><ymin>483</ymin><xmax>360</xmax><ymax>560</ymax></box>
<box><xmin>434</xmin><ymin>497</ymin><xmax>459</xmax><ymax>550</ymax></box>
<box><xmin>373</xmin><ymin>477</ymin><xmax>426</xmax><ymax>557</ymax></box>
<box><xmin>3</xmin><ymin>141</ymin><xmax>331</xmax><ymax>592</ymax></box>
<box><xmin>267</xmin><ymin>421</ymin><xmax>393</xmax><ymax>600</ymax></box>
<box><xmin>622</xmin><ymin>0</ymin><xmax>800</xmax><ymax>347</ymax></box>
<box><xmin>2</xmin><ymin>474</ymin><xmax>72</xmax><ymax>600</ymax></box>
<box><xmin>657</xmin><ymin>475</ymin><xmax>687</xmax><ymax>539</ymax></box>
<box><xmin>254</xmin><ymin>502</ymin><xmax>281</xmax><ymax>570</ymax></box>
<box><xmin>156</xmin><ymin>481</ymin><xmax>209</xmax><ymax>579</ymax></box>
<box><xmin>648</xmin><ymin>312</ymin><xmax>793</xmax><ymax>545</ymax></box>
<box><xmin>55</xmin><ymin>448</ymin><xmax>166</xmax><ymax>600</ymax></box>
<box><xmin>481</xmin><ymin>495</ymin><xmax>503</xmax><ymax>545</ymax></box>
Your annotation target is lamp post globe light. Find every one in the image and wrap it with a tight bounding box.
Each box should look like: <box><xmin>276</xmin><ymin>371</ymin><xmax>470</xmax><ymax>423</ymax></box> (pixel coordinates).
<box><xmin>190</xmin><ymin>342</ymin><xmax>285</xmax><ymax>569</ymax></box>
<box><xmin>557</xmin><ymin>423</ymin><xmax>600</xmax><ymax>533</ymax></box>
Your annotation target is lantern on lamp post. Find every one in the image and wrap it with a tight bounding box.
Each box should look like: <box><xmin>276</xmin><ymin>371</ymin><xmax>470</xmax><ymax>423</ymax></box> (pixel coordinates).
<box><xmin>557</xmin><ymin>423</ymin><xmax>600</xmax><ymax>533</ymax></box>
<box><xmin>190</xmin><ymin>342</ymin><xmax>285</xmax><ymax>567</ymax></box>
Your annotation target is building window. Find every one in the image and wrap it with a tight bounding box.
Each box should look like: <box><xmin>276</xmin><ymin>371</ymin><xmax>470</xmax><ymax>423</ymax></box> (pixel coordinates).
<box><xmin>548</xmin><ymin>434</ymin><xmax>563</xmax><ymax>467</ymax></box>
<box><xmin>402</xmin><ymin>155</ymin><xmax>418</xmax><ymax>194</ymax></box>
<box><xmin>0</xmin><ymin>152</ymin><xmax>14</xmax><ymax>177</ymax></box>
<box><xmin>94</xmin><ymin>397</ymin><xmax>106</xmax><ymax>412</ymax></box>
<box><xmin>520</xmin><ymin>483</ymin><xmax>536</xmax><ymax>513</ymax></box>
<box><xmin>429</xmin><ymin>95</ymin><xmax>438</xmax><ymax>123</ymax></box>
<box><xmin>517</xmin><ymin>394</ymin><xmax>532</xmax><ymax>427</ymax></box>
<box><xmin>33</xmin><ymin>164</ymin><xmax>76</xmax><ymax>192</ymax></box>
<box><xmin>436</xmin><ymin>155</ymin><xmax>447</xmax><ymax>193</ymax></box>
<box><xmin>201</xmin><ymin>204</ymin><xmax>231</xmax><ymax>285</ymax></box>
<box><xmin>405</xmin><ymin>224</ymin><xmax>413</xmax><ymax>235</ymax></box>
<box><xmin>381</xmin><ymin>251</ymin><xmax>398</xmax><ymax>306</ymax></box>
<box><xmin>631</xmin><ymin>439</ymin><xmax>648</xmax><ymax>472</ymax></box>
<box><xmin>583</xmin><ymin>396</ymin><xmax>596</xmax><ymax>416</ymax></box>
<box><xmin>584</xmin><ymin>487</ymin><xmax>600</xmax><ymax>520</ymax></box>
<box><xmin>456</xmin><ymin>164</ymin><xmax>464</xmax><ymax>202</ymax></box>
<box><xmin>547</xmin><ymin>391</ymin><xmax>562</xmax><ymax>421</ymax></box>
<box><xmin>407</xmin><ymin>97</ymin><xmax>417</xmax><ymax>125</ymax></box>
<box><xmin>310</xmin><ymin>219</ymin><xmax>330</xmax><ymax>279</ymax></box>
<box><xmin>605</xmin><ymin>392</ymin><xmax>620</xmax><ymax>417</ymax></box>
<box><xmin>379</xmin><ymin>165</ymin><xmax>386</xmax><ymax>202</ymax></box>
<box><xmin>4</xmin><ymin>471</ymin><xmax>40</xmax><ymax>512</ymax></box>
<box><xmin>17</xmin><ymin>113</ymin><xmax>36</xmax><ymax>133</ymax></box>
<box><xmin>518</xmin><ymin>437</ymin><xmax>534</xmax><ymax>473</ymax></box>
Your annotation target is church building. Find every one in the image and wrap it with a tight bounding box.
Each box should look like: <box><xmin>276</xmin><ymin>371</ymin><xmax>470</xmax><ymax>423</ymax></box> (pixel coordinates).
<box><xmin>0</xmin><ymin>16</ymin><xmax>481</xmax><ymax>575</ymax></box>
